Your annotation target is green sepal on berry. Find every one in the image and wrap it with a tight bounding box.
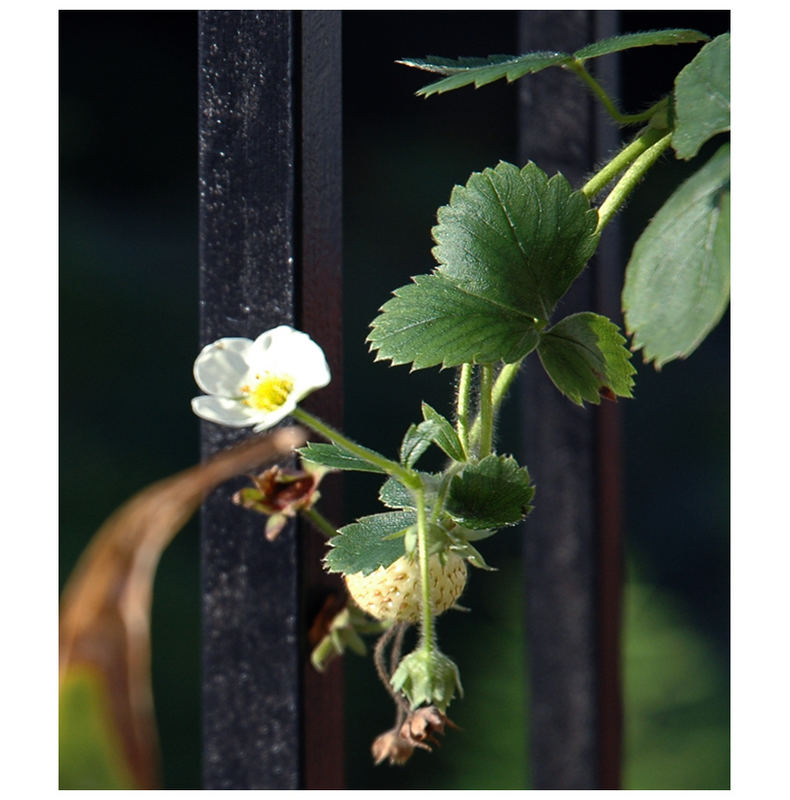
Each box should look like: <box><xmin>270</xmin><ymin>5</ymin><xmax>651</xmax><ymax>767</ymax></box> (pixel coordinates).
<box><xmin>391</xmin><ymin>648</ymin><xmax>463</xmax><ymax>712</ymax></box>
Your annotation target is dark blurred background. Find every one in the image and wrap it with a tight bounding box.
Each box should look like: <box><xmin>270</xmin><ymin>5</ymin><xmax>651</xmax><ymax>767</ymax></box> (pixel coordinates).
<box><xmin>60</xmin><ymin>10</ymin><xmax>729</xmax><ymax>789</ymax></box>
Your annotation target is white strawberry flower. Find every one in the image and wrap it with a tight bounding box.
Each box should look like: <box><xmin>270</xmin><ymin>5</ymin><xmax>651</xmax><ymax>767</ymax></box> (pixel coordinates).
<box><xmin>191</xmin><ymin>325</ymin><xmax>331</xmax><ymax>432</ymax></box>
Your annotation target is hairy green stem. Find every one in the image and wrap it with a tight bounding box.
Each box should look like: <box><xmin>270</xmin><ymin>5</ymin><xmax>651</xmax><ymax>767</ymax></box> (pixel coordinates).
<box><xmin>491</xmin><ymin>360</ymin><xmax>523</xmax><ymax>412</ymax></box>
<box><xmin>415</xmin><ymin>486</ymin><xmax>435</xmax><ymax>652</ymax></box>
<box><xmin>292</xmin><ymin>407</ymin><xmax>419</xmax><ymax>488</ymax></box>
<box><xmin>582</xmin><ymin>126</ymin><xmax>665</xmax><ymax>200</ymax></box>
<box><xmin>301</xmin><ymin>507</ymin><xmax>338</xmax><ymax>539</ymax></box>
<box><xmin>566</xmin><ymin>59</ymin><xmax>666</xmax><ymax>126</ymax></box>
<box><xmin>595</xmin><ymin>131</ymin><xmax>673</xmax><ymax>233</ymax></box>
<box><xmin>456</xmin><ymin>363</ymin><xmax>473</xmax><ymax>459</ymax></box>
<box><xmin>477</xmin><ymin>364</ymin><xmax>495</xmax><ymax>458</ymax></box>
<box><xmin>468</xmin><ymin>359</ymin><xmax>523</xmax><ymax>453</ymax></box>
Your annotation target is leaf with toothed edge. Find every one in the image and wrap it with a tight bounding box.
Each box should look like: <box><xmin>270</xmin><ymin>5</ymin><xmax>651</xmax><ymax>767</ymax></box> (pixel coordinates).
<box><xmin>622</xmin><ymin>144</ymin><xmax>730</xmax><ymax>367</ymax></box>
<box><xmin>537</xmin><ymin>312</ymin><xmax>636</xmax><ymax>405</ymax></box>
<box><xmin>324</xmin><ymin>511</ymin><xmax>413</xmax><ymax>576</ymax></box>
<box><xmin>400</xmin><ymin>420</ymin><xmax>442</xmax><ymax>468</ymax></box>
<box><xmin>368</xmin><ymin>161</ymin><xmax>599</xmax><ymax>371</ymax></box>
<box><xmin>421</xmin><ymin>402</ymin><xmax>466</xmax><ymax>462</ymax></box>
<box><xmin>446</xmin><ymin>454</ymin><xmax>535</xmax><ymax>530</ymax></box>
<box><xmin>399</xmin><ymin>29</ymin><xmax>709</xmax><ymax>97</ymax></box>
<box><xmin>298</xmin><ymin>442</ymin><xmax>387</xmax><ymax>474</ymax></box>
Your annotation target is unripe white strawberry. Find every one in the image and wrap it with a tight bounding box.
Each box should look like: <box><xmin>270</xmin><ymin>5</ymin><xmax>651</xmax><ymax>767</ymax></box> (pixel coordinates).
<box><xmin>345</xmin><ymin>552</ymin><xmax>467</xmax><ymax>623</ymax></box>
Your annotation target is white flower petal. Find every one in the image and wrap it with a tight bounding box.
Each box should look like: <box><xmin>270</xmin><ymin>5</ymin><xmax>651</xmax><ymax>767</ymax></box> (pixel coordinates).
<box><xmin>191</xmin><ymin>395</ymin><xmax>263</xmax><ymax>427</ymax></box>
<box><xmin>246</xmin><ymin>326</ymin><xmax>331</xmax><ymax>399</ymax></box>
<box><xmin>193</xmin><ymin>337</ymin><xmax>252</xmax><ymax>396</ymax></box>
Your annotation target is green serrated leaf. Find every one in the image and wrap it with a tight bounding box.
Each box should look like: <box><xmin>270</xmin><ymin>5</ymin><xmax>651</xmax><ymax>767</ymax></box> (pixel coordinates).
<box><xmin>379</xmin><ymin>477</ymin><xmax>416</xmax><ymax>509</ymax></box>
<box><xmin>574</xmin><ymin>28</ymin><xmax>709</xmax><ymax>61</ymax></box>
<box><xmin>399</xmin><ymin>29</ymin><xmax>708</xmax><ymax>98</ymax></box>
<box><xmin>537</xmin><ymin>312</ymin><xmax>636</xmax><ymax>405</ymax></box>
<box><xmin>399</xmin><ymin>51</ymin><xmax>570</xmax><ymax>97</ymax></box>
<box><xmin>298</xmin><ymin>442</ymin><xmax>387</xmax><ymax>474</ymax></box>
<box><xmin>324</xmin><ymin>511</ymin><xmax>413</xmax><ymax>576</ymax></box>
<box><xmin>379</xmin><ymin>473</ymin><xmax>442</xmax><ymax>511</ymax></box>
<box><xmin>446</xmin><ymin>454</ymin><xmax>535</xmax><ymax>530</ymax></box>
<box><xmin>368</xmin><ymin>161</ymin><xmax>598</xmax><ymax>371</ymax></box>
<box><xmin>672</xmin><ymin>33</ymin><xmax>730</xmax><ymax>160</ymax></box>
<box><xmin>367</xmin><ymin>273</ymin><xmax>542</xmax><ymax>370</ymax></box>
<box><xmin>433</xmin><ymin>162</ymin><xmax>599</xmax><ymax>321</ymax></box>
<box><xmin>623</xmin><ymin>144</ymin><xmax>730</xmax><ymax>368</ymax></box>
<box><xmin>400</xmin><ymin>420</ymin><xmax>441</xmax><ymax>467</ymax></box>
<box><xmin>421</xmin><ymin>402</ymin><xmax>466</xmax><ymax>461</ymax></box>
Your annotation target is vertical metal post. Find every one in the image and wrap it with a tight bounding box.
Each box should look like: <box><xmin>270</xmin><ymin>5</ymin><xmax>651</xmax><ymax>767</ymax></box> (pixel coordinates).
<box><xmin>298</xmin><ymin>10</ymin><xmax>345</xmax><ymax>791</ymax></box>
<box><xmin>198</xmin><ymin>10</ymin><xmax>344</xmax><ymax>788</ymax></box>
<box><xmin>518</xmin><ymin>9</ymin><xmax>623</xmax><ymax>789</ymax></box>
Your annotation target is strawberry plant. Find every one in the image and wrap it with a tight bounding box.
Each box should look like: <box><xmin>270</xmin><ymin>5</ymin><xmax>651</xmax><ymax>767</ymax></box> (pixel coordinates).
<box><xmin>192</xmin><ymin>26</ymin><xmax>729</xmax><ymax>764</ymax></box>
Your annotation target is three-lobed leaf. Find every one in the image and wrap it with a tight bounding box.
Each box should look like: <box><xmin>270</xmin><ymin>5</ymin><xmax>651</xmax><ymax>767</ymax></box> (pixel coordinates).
<box><xmin>622</xmin><ymin>143</ymin><xmax>730</xmax><ymax>368</ymax></box>
<box><xmin>446</xmin><ymin>454</ymin><xmax>535</xmax><ymax>530</ymax></box>
<box><xmin>368</xmin><ymin>161</ymin><xmax>599</xmax><ymax>371</ymax></box>
<box><xmin>400</xmin><ymin>29</ymin><xmax>709</xmax><ymax>97</ymax></box>
<box><xmin>537</xmin><ymin>312</ymin><xmax>636</xmax><ymax>405</ymax></box>
<box><xmin>324</xmin><ymin>511</ymin><xmax>413</xmax><ymax>575</ymax></box>
<box><xmin>672</xmin><ymin>33</ymin><xmax>730</xmax><ymax>160</ymax></box>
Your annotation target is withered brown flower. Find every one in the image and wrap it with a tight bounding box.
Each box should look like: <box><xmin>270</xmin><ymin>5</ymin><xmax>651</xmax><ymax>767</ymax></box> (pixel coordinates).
<box><xmin>232</xmin><ymin>462</ymin><xmax>327</xmax><ymax>540</ymax></box>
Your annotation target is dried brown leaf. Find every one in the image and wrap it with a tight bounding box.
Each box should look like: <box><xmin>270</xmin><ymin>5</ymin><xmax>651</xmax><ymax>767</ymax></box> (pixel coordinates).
<box><xmin>59</xmin><ymin>426</ymin><xmax>306</xmax><ymax>788</ymax></box>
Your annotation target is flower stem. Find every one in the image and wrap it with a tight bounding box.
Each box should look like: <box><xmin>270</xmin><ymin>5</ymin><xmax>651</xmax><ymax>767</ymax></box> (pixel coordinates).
<box><xmin>477</xmin><ymin>364</ymin><xmax>495</xmax><ymax>458</ymax></box>
<box><xmin>595</xmin><ymin>131</ymin><xmax>673</xmax><ymax>233</ymax></box>
<box><xmin>301</xmin><ymin>506</ymin><xmax>338</xmax><ymax>539</ymax></box>
<box><xmin>292</xmin><ymin>407</ymin><xmax>419</xmax><ymax>488</ymax></box>
<box><xmin>456</xmin><ymin>363</ymin><xmax>473</xmax><ymax>459</ymax></box>
<box><xmin>582</xmin><ymin>126</ymin><xmax>665</xmax><ymax>200</ymax></box>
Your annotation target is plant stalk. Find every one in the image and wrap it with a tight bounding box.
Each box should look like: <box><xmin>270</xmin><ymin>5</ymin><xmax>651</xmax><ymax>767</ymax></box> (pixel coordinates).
<box><xmin>582</xmin><ymin>126</ymin><xmax>665</xmax><ymax>200</ymax></box>
<box><xmin>456</xmin><ymin>363</ymin><xmax>473</xmax><ymax>459</ymax></box>
<box><xmin>292</xmin><ymin>407</ymin><xmax>419</xmax><ymax>488</ymax></box>
<box><xmin>415</xmin><ymin>486</ymin><xmax>435</xmax><ymax>652</ymax></box>
<box><xmin>301</xmin><ymin>506</ymin><xmax>338</xmax><ymax>539</ymax></box>
<box><xmin>477</xmin><ymin>364</ymin><xmax>495</xmax><ymax>458</ymax></box>
<box><xmin>566</xmin><ymin>59</ymin><xmax>667</xmax><ymax>126</ymax></box>
<box><xmin>595</xmin><ymin>131</ymin><xmax>673</xmax><ymax>233</ymax></box>
<box><xmin>468</xmin><ymin>359</ymin><xmax>523</xmax><ymax>453</ymax></box>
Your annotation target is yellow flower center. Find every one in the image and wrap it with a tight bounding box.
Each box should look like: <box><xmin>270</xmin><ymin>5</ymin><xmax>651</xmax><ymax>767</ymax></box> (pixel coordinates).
<box><xmin>241</xmin><ymin>373</ymin><xmax>294</xmax><ymax>412</ymax></box>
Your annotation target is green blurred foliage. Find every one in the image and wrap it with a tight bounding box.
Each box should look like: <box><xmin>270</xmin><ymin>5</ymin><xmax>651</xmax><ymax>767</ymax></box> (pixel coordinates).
<box><xmin>59</xmin><ymin>668</ymin><xmax>136</xmax><ymax>789</ymax></box>
<box><xmin>623</xmin><ymin>579</ymin><xmax>730</xmax><ymax>788</ymax></box>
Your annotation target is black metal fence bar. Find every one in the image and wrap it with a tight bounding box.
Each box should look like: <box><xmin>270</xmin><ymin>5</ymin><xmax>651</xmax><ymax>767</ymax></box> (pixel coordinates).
<box><xmin>518</xmin><ymin>9</ymin><xmax>623</xmax><ymax>789</ymax></box>
<box><xmin>297</xmin><ymin>10</ymin><xmax>345</xmax><ymax>791</ymax></box>
<box><xmin>197</xmin><ymin>10</ymin><xmax>344</xmax><ymax>788</ymax></box>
